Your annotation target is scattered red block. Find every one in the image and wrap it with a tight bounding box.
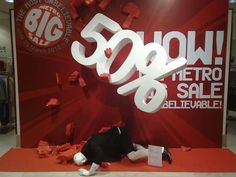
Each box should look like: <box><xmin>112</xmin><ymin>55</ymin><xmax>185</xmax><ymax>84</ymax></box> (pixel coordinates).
<box><xmin>101</xmin><ymin>162</ymin><xmax>111</xmax><ymax>168</ymax></box>
<box><xmin>46</xmin><ymin>98</ymin><xmax>60</xmax><ymax>108</ymax></box>
<box><xmin>36</xmin><ymin>140</ymin><xmax>87</xmax><ymax>162</ymax></box>
<box><xmin>65</xmin><ymin>122</ymin><xmax>75</xmax><ymax>137</ymax></box>
<box><xmin>181</xmin><ymin>146</ymin><xmax>192</xmax><ymax>151</ymax></box>
<box><xmin>55</xmin><ymin>72</ymin><xmax>62</xmax><ymax>87</ymax></box>
<box><xmin>99</xmin><ymin>73</ymin><xmax>111</xmax><ymax>81</ymax></box>
<box><xmin>50</xmin><ymin>145</ymin><xmax>60</xmax><ymax>155</ymax></box>
<box><xmin>83</xmin><ymin>0</ymin><xmax>96</xmax><ymax>7</ymax></box>
<box><xmin>105</xmin><ymin>47</ymin><xmax>112</xmax><ymax>58</ymax></box>
<box><xmin>58</xmin><ymin>143</ymin><xmax>71</xmax><ymax>152</ymax></box>
<box><xmin>56</xmin><ymin>145</ymin><xmax>79</xmax><ymax>164</ymax></box>
<box><xmin>79</xmin><ymin>77</ymin><xmax>87</xmax><ymax>87</ymax></box>
<box><xmin>37</xmin><ymin>140</ymin><xmax>52</xmax><ymax>158</ymax></box>
<box><xmin>38</xmin><ymin>140</ymin><xmax>49</xmax><ymax>146</ymax></box>
<box><xmin>98</xmin><ymin>0</ymin><xmax>112</xmax><ymax>11</ymax></box>
<box><xmin>122</xmin><ymin>2</ymin><xmax>140</xmax><ymax>29</ymax></box>
<box><xmin>68</xmin><ymin>71</ymin><xmax>80</xmax><ymax>83</ymax></box>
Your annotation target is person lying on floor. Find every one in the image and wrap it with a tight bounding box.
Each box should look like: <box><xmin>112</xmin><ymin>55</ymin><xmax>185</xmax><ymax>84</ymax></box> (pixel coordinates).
<box><xmin>73</xmin><ymin>126</ymin><xmax>172</xmax><ymax>176</ymax></box>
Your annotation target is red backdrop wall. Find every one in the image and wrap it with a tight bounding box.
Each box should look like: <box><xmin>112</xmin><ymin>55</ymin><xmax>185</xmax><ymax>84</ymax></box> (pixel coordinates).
<box><xmin>14</xmin><ymin>0</ymin><xmax>228</xmax><ymax>148</ymax></box>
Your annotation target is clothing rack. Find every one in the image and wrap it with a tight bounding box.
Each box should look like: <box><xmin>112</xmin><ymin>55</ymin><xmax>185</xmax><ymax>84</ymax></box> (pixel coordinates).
<box><xmin>0</xmin><ymin>73</ymin><xmax>10</xmax><ymax>133</ymax></box>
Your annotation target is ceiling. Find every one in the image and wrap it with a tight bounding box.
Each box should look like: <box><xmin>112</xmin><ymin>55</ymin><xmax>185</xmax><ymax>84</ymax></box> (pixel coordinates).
<box><xmin>0</xmin><ymin>1</ymin><xmax>235</xmax><ymax>19</ymax></box>
<box><xmin>0</xmin><ymin>1</ymin><xmax>235</xmax><ymax>37</ymax></box>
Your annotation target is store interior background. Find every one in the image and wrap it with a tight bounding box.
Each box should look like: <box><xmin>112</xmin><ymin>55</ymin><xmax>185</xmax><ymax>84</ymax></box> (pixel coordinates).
<box><xmin>0</xmin><ymin>0</ymin><xmax>236</xmax><ymax>156</ymax></box>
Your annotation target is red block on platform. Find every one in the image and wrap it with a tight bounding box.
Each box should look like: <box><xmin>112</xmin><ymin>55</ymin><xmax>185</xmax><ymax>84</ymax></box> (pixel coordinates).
<box><xmin>122</xmin><ymin>2</ymin><xmax>140</xmax><ymax>29</ymax></box>
<box><xmin>181</xmin><ymin>146</ymin><xmax>192</xmax><ymax>151</ymax></box>
<box><xmin>37</xmin><ymin>140</ymin><xmax>52</xmax><ymax>158</ymax></box>
<box><xmin>58</xmin><ymin>143</ymin><xmax>71</xmax><ymax>152</ymax></box>
<box><xmin>50</xmin><ymin>145</ymin><xmax>60</xmax><ymax>155</ymax></box>
<box><xmin>46</xmin><ymin>98</ymin><xmax>60</xmax><ymax>108</ymax></box>
<box><xmin>56</xmin><ymin>145</ymin><xmax>79</xmax><ymax>164</ymax></box>
<box><xmin>38</xmin><ymin>140</ymin><xmax>49</xmax><ymax>147</ymax></box>
<box><xmin>105</xmin><ymin>47</ymin><xmax>112</xmax><ymax>58</ymax></box>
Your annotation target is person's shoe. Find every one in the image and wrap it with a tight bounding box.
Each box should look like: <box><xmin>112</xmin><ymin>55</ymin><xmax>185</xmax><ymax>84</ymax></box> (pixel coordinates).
<box><xmin>162</xmin><ymin>147</ymin><xmax>172</xmax><ymax>164</ymax></box>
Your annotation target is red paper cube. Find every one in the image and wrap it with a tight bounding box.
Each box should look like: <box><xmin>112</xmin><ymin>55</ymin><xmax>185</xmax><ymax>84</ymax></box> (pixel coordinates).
<box><xmin>58</xmin><ymin>143</ymin><xmax>71</xmax><ymax>152</ymax></box>
<box><xmin>56</xmin><ymin>72</ymin><xmax>62</xmax><ymax>86</ymax></box>
<box><xmin>98</xmin><ymin>0</ymin><xmax>112</xmax><ymax>11</ymax></box>
<box><xmin>46</xmin><ymin>98</ymin><xmax>60</xmax><ymax>108</ymax></box>
<box><xmin>65</xmin><ymin>122</ymin><xmax>75</xmax><ymax>137</ymax></box>
<box><xmin>79</xmin><ymin>77</ymin><xmax>87</xmax><ymax>87</ymax></box>
<box><xmin>68</xmin><ymin>71</ymin><xmax>80</xmax><ymax>83</ymax></box>
<box><xmin>37</xmin><ymin>140</ymin><xmax>52</xmax><ymax>158</ymax></box>
<box><xmin>99</xmin><ymin>73</ymin><xmax>111</xmax><ymax>81</ymax></box>
<box><xmin>105</xmin><ymin>47</ymin><xmax>112</xmax><ymax>58</ymax></box>
<box><xmin>56</xmin><ymin>145</ymin><xmax>79</xmax><ymax>164</ymax></box>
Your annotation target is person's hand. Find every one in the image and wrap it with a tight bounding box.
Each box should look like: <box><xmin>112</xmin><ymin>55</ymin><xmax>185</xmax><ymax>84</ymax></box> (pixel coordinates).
<box><xmin>78</xmin><ymin>168</ymin><xmax>95</xmax><ymax>176</ymax></box>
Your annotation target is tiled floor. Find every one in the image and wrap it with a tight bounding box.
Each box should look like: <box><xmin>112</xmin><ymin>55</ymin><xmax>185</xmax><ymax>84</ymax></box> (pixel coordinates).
<box><xmin>0</xmin><ymin>119</ymin><xmax>236</xmax><ymax>177</ymax></box>
<box><xmin>0</xmin><ymin>130</ymin><xmax>16</xmax><ymax>157</ymax></box>
<box><xmin>226</xmin><ymin>118</ymin><xmax>236</xmax><ymax>154</ymax></box>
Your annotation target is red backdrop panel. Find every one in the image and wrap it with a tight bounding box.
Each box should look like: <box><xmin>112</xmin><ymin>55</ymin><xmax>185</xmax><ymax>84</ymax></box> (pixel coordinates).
<box><xmin>14</xmin><ymin>0</ymin><xmax>228</xmax><ymax>147</ymax></box>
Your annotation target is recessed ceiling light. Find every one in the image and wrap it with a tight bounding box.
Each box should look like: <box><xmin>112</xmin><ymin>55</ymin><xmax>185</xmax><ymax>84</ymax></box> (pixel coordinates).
<box><xmin>5</xmin><ymin>0</ymin><xmax>14</xmax><ymax>3</ymax></box>
<box><xmin>229</xmin><ymin>0</ymin><xmax>236</xmax><ymax>3</ymax></box>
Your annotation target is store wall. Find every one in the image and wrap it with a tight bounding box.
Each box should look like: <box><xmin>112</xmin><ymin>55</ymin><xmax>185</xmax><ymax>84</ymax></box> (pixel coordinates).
<box><xmin>0</xmin><ymin>1</ymin><xmax>14</xmax><ymax>75</ymax></box>
<box><xmin>14</xmin><ymin>0</ymin><xmax>228</xmax><ymax>148</ymax></box>
<box><xmin>231</xmin><ymin>7</ymin><xmax>236</xmax><ymax>65</ymax></box>
<box><xmin>0</xmin><ymin>18</ymin><xmax>12</xmax><ymax>60</ymax></box>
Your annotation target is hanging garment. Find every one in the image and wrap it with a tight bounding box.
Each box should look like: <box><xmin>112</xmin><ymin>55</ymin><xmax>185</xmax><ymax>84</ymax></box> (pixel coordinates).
<box><xmin>0</xmin><ymin>77</ymin><xmax>9</xmax><ymax>126</ymax></box>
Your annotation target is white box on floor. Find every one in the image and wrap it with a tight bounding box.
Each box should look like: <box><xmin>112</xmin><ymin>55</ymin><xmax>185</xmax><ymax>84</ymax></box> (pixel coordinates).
<box><xmin>148</xmin><ymin>145</ymin><xmax>163</xmax><ymax>167</ymax></box>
